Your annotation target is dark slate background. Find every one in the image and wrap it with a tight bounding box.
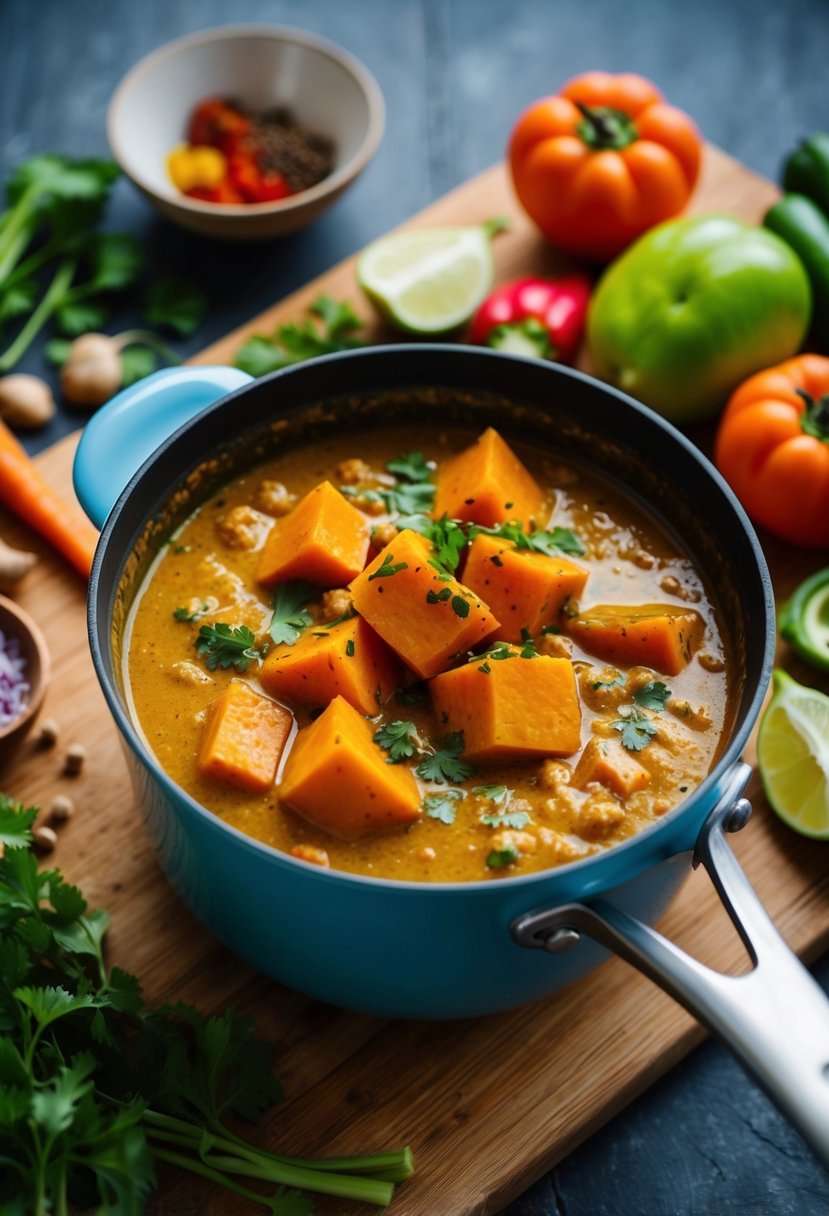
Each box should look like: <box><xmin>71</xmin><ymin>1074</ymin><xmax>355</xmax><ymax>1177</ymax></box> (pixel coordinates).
<box><xmin>1</xmin><ymin>0</ymin><xmax>828</xmax><ymax>1212</ymax></box>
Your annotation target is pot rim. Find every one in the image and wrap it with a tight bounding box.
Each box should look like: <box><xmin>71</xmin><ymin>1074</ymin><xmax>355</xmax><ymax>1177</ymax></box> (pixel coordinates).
<box><xmin>87</xmin><ymin>344</ymin><xmax>776</xmax><ymax>896</ymax></box>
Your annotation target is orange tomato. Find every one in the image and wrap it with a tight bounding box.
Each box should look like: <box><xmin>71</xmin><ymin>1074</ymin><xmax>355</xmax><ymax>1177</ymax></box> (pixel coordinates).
<box><xmin>508</xmin><ymin>71</ymin><xmax>702</xmax><ymax>262</ymax></box>
<box><xmin>714</xmin><ymin>355</ymin><xmax>829</xmax><ymax>549</ymax></box>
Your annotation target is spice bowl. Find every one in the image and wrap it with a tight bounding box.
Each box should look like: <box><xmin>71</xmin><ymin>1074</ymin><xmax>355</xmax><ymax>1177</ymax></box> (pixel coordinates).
<box><xmin>0</xmin><ymin>595</ymin><xmax>50</xmax><ymax>762</ymax></box>
<box><xmin>107</xmin><ymin>25</ymin><xmax>385</xmax><ymax>240</ymax></box>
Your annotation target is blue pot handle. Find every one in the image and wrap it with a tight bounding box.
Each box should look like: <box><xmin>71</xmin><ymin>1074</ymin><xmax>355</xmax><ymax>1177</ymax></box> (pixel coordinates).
<box><xmin>73</xmin><ymin>365</ymin><xmax>253</xmax><ymax>529</ymax></box>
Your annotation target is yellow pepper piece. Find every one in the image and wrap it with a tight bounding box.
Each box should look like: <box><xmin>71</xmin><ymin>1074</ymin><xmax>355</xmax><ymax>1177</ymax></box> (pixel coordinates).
<box><xmin>167</xmin><ymin>144</ymin><xmax>227</xmax><ymax>192</ymax></box>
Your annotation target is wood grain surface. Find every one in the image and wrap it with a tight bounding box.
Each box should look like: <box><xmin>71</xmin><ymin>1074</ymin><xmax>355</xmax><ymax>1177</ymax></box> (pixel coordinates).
<box><xmin>2</xmin><ymin>146</ymin><xmax>828</xmax><ymax>1216</ymax></box>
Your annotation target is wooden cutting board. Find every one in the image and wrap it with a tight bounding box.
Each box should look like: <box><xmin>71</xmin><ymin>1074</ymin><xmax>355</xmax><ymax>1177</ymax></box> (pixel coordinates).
<box><xmin>3</xmin><ymin>148</ymin><xmax>829</xmax><ymax>1216</ymax></box>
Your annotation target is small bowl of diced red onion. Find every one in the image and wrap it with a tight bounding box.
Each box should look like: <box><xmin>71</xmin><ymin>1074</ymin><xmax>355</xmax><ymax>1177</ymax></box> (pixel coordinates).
<box><xmin>107</xmin><ymin>25</ymin><xmax>385</xmax><ymax>240</ymax></box>
<box><xmin>0</xmin><ymin>596</ymin><xmax>49</xmax><ymax>760</ymax></box>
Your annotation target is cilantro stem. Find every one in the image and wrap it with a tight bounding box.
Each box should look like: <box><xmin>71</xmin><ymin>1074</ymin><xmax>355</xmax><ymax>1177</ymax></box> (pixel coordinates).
<box><xmin>0</xmin><ymin>183</ymin><xmax>39</xmax><ymax>276</ymax></box>
<box><xmin>0</xmin><ymin>256</ymin><xmax>77</xmax><ymax>371</ymax></box>
<box><xmin>151</xmin><ymin>1147</ymin><xmax>290</xmax><ymax>1210</ymax></box>
<box><xmin>144</xmin><ymin>1112</ymin><xmax>403</xmax><ymax>1203</ymax></box>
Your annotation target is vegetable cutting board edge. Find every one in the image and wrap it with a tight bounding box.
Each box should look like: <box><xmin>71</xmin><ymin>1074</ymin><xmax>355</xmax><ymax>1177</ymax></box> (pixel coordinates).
<box><xmin>1</xmin><ymin>146</ymin><xmax>827</xmax><ymax>1216</ymax></box>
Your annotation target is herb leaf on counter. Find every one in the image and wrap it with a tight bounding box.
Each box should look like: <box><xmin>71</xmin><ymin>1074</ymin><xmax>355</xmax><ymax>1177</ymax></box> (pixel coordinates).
<box><xmin>0</xmin><ymin>798</ymin><xmax>413</xmax><ymax>1213</ymax></box>
<box><xmin>143</xmin><ymin>275</ymin><xmax>209</xmax><ymax>337</ymax></box>
<box><xmin>234</xmin><ymin>294</ymin><xmax>365</xmax><ymax>377</ymax></box>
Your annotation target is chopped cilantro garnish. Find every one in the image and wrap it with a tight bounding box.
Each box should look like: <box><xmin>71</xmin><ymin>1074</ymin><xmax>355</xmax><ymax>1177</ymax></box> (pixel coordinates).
<box><xmin>368</xmin><ymin>553</ymin><xmax>408</xmax><ymax>580</ymax></box>
<box><xmin>268</xmin><ymin>580</ymin><xmax>314</xmax><ymax>645</ymax></box>
<box><xmin>473</xmin><ymin>784</ymin><xmax>511</xmax><ymax>803</ymax></box>
<box><xmin>477</xmin><ymin>661</ymin><xmax>491</xmax><ymax>674</ymax></box>
<box><xmin>482</xmin><ymin>810</ymin><xmax>531</xmax><ymax>830</ymax></box>
<box><xmin>373</xmin><ymin>719</ymin><xmax>418</xmax><ymax>763</ymax></box>
<box><xmin>173</xmin><ymin>604</ymin><xmax>208</xmax><ymax>622</ymax></box>
<box><xmin>593</xmin><ymin>672</ymin><xmax>625</xmax><ymax>690</ymax></box>
<box><xmin>196</xmin><ymin>623</ymin><xmax>266</xmax><ymax>672</ymax></box>
<box><xmin>633</xmin><ymin>681</ymin><xmax>672</xmax><ymax>711</ymax></box>
<box><xmin>396</xmin><ymin>685</ymin><xmax>428</xmax><ymax>708</ymax></box>
<box><xmin>422</xmin><ymin>788</ymin><xmax>464</xmax><ymax>824</ymax></box>
<box><xmin>486</xmin><ymin>847</ymin><xmax>519</xmax><ymax>869</ymax></box>
<box><xmin>386</xmin><ymin>451</ymin><xmax>433</xmax><ymax>483</ymax></box>
<box><xmin>469</xmin><ymin>642</ymin><xmax>514</xmax><ymax>665</ymax></box>
<box><xmin>345</xmin><ymin>638</ymin><xmax>356</xmax><ymax>657</ymax></box>
<box><xmin>451</xmin><ymin>595</ymin><xmax>470</xmax><ymax>619</ymax></box>
<box><xmin>612</xmin><ymin>706</ymin><xmax>658</xmax><ymax>751</ymax></box>
<box><xmin>426</xmin><ymin>587</ymin><xmax>452</xmax><ymax>604</ymax></box>
<box><xmin>415</xmin><ymin>731</ymin><xmax>474</xmax><ymax>783</ymax></box>
<box><xmin>469</xmin><ymin>519</ymin><xmax>585</xmax><ymax>557</ymax></box>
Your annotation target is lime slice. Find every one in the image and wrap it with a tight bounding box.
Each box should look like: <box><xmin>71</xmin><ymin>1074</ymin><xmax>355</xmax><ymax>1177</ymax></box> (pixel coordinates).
<box><xmin>757</xmin><ymin>669</ymin><xmax>829</xmax><ymax>839</ymax></box>
<box><xmin>780</xmin><ymin>567</ymin><xmax>829</xmax><ymax>673</ymax></box>
<box><xmin>357</xmin><ymin>223</ymin><xmax>500</xmax><ymax>334</ymax></box>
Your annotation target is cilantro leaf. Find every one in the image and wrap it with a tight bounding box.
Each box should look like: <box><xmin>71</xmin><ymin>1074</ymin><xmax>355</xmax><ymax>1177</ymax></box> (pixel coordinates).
<box><xmin>593</xmin><ymin>672</ymin><xmax>625</xmax><ymax>690</ymax></box>
<box><xmin>196</xmin><ymin>623</ymin><xmax>266</xmax><ymax>671</ymax></box>
<box><xmin>368</xmin><ymin>553</ymin><xmax>408</xmax><ymax>580</ymax></box>
<box><xmin>0</xmin><ymin>798</ymin><xmax>36</xmax><ymax>849</ymax></box>
<box><xmin>386</xmin><ymin>452</ymin><xmax>432</xmax><ymax>483</ymax></box>
<box><xmin>7</xmin><ymin>155</ymin><xmax>119</xmax><ymax>207</ymax></box>
<box><xmin>470</xmin><ymin>519</ymin><xmax>585</xmax><ymax>557</ymax></box>
<box><xmin>612</xmin><ymin>707</ymin><xmax>658</xmax><ymax>751</ymax></box>
<box><xmin>416</xmin><ymin>732</ymin><xmax>474</xmax><ymax>783</ymax></box>
<box><xmin>451</xmin><ymin>595</ymin><xmax>470</xmax><ymax>619</ymax></box>
<box><xmin>422</xmin><ymin>789</ymin><xmax>464</xmax><ymax>824</ymax></box>
<box><xmin>633</xmin><ymin>681</ymin><xmax>672</xmax><ymax>712</ymax></box>
<box><xmin>486</xmin><ymin>847</ymin><xmax>519</xmax><ymax>869</ymax></box>
<box><xmin>268</xmin><ymin>581</ymin><xmax>314</xmax><ymax>646</ymax></box>
<box><xmin>373</xmin><ymin>720</ymin><xmax>418</xmax><ymax>763</ymax></box>
<box><xmin>234</xmin><ymin>294</ymin><xmax>364</xmax><ymax>377</ymax></box>
<box><xmin>54</xmin><ymin>298</ymin><xmax>109</xmax><ymax>336</ymax></box>
<box><xmin>0</xmin><ymin>279</ymin><xmax>38</xmax><ymax>326</ymax></box>
<box><xmin>143</xmin><ymin>275</ymin><xmax>208</xmax><ymax>337</ymax></box>
<box><xmin>473</xmin><ymin>784</ymin><xmax>511</xmax><ymax>804</ymax></box>
<box><xmin>44</xmin><ymin>337</ymin><xmax>73</xmax><ymax>366</ymax></box>
<box><xmin>84</xmin><ymin>232</ymin><xmax>144</xmax><ymax>292</ymax></box>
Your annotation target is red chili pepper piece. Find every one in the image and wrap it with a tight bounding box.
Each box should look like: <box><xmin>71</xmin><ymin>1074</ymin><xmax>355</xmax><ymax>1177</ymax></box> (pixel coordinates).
<box><xmin>467</xmin><ymin>275</ymin><xmax>592</xmax><ymax>364</ymax></box>
<box><xmin>188</xmin><ymin>98</ymin><xmax>252</xmax><ymax>155</ymax></box>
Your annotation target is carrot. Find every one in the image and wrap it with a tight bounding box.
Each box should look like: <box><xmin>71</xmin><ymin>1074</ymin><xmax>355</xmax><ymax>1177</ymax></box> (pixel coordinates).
<box><xmin>0</xmin><ymin>419</ymin><xmax>99</xmax><ymax>578</ymax></box>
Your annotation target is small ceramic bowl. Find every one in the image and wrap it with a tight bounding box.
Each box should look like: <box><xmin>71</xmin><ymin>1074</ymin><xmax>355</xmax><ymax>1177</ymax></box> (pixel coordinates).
<box><xmin>0</xmin><ymin>595</ymin><xmax>50</xmax><ymax>761</ymax></box>
<box><xmin>107</xmin><ymin>25</ymin><xmax>385</xmax><ymax>240</ymax></box>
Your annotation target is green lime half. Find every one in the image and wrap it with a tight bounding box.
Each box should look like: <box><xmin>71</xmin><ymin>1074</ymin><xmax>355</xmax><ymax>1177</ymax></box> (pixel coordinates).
<box><xmin>780</xmin><ymin>567</ymin><xmax>829</xmax><ymax>673</ymax></box>
<box><xmin>757</xmin><ymin>669</ymin><xmax>829</xmax><ymax>839</ymax></box>
<box><xmin>357</xmin><ymin>223</ymin><xmax>500</xmax><ymax>335</ymax></box>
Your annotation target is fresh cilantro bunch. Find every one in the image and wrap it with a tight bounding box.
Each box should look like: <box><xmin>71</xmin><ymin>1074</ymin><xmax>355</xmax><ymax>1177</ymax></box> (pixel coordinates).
<box><xmin>234</xmin><ymin>295</ymin><xmax>365</xmax><ymax>377</ymax></box>
<box><xmin>0</xmin><ymin>796</ymin><xmax>413</xmax><ymax>1214</ymax></box>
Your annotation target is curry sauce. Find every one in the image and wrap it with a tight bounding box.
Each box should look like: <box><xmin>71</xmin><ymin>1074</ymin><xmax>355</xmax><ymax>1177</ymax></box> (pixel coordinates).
<box><xmin>125</xmin><ymin>427</ymin><xmax>732</xmax><ymax>883</ymax></box>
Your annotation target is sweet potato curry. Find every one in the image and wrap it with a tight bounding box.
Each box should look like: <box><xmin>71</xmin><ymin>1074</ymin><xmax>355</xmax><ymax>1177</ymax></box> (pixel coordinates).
<box><xmin>125</xmin><ymin>426</ymin><xmax>732</xmax><ymax>882</ymax></box>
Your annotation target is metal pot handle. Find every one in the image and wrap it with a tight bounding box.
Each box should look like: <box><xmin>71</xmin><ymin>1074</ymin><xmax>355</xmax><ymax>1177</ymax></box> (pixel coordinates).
<box><xmin>511</xmin><ymin>762</ymin><xmax>829</xmax><ymax>1166</ymax></box>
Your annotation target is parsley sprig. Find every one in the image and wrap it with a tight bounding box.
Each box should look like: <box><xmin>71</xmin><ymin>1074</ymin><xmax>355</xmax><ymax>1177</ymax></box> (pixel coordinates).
<box><xmin>268</xmin><ymin>580</ymin><xmax>314</xmax><ymax>646</ymax></box>
<box><xmin>196</xmin><ymin>623</ymin><xmax>266</xmax><ymax>672</ymax></box>
<box><xmin>415</xmin><ymin>731</ymin><xmax>475</xmax><ymax>783</ymax></box>
<box><xmin>0</xmin><ymin>796</ymin><xmax>413</xmax><ymax>1213</ymax></box>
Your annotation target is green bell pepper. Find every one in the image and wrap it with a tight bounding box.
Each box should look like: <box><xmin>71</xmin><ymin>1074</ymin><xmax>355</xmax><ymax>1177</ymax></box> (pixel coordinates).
<box><xmin>780</xmin><ymin>567</ymin><xmax>829</xmax><ymax>673</ymax></box>
<box><xmin>764</xmin><ymin>193</ymin><xmax>829</xmax><ymax>351</ymax></box>
<box><xmin>587</xmin><ymin>214</ymin><xmax>812</xmax><ymax>424</ymax></box>
<box><xmin>782</xmin><ymin>132</ymin><xmax>829</xmax><ymax>217</ymax></box>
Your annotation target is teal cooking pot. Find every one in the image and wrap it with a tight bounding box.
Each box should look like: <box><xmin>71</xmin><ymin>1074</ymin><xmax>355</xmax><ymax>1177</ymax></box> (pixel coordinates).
<box><xmin>74</xmin><ymin>346</ymin><xmax>829</xmax><ymax>1164</ymax></box>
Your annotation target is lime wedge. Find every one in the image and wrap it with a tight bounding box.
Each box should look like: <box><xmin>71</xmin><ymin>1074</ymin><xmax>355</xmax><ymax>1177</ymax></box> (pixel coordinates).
<box><xmin>757</xmin><ymin>669</ymin><xmax>829</xmax><ymax>839</ymax></box>
<box><xmin>357</xmin><ymin>224</ymin><xmax>499</xmax><ymax>334</ymax></box>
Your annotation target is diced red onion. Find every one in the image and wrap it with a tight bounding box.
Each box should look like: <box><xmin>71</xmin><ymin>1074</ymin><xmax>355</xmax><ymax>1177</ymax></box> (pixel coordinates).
<box><xmin>0</xmin><ymin>629</ymin><xmax>29</xmax><ymax>727</ymax></box>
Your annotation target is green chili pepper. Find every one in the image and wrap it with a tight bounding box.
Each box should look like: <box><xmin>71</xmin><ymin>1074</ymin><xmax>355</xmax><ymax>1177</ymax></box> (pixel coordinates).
<box><xmin>782</xmin><ymin>132</ymin><xmax>829</xmax><ymax>217</ymax></box>
<box><xmin>764</xmin><ymin>193</ymin><xmax>829</xmax><ymax>350</ymax></box>
<box><xmin>779</xmin><ymin>567</ymin><xmax>829</xmax><ymax>674</ymax></box>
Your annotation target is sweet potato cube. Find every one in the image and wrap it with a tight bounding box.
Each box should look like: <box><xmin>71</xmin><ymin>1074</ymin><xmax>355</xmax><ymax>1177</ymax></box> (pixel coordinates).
<box><xmin>565</xmin><ymin>604</ymin><xmax>705</xmax><ymax>676</ymax></box>
<box><xmin>350</xmin><ymin>529</ymin><xmax>499</xmax><ymax>680</ymax></box>
<box><xmin>257</xmin><ymin>480</ymin><xmax>369</xmax><ymax>588</ymax></box>
<box><xmin>462</xmin><ymin>534</ymin><xmax>588</xmax><ymax>643</ymax></box>
<box><xmin>432</xmin><ymin>427</ymin><xmax>545</xmax><ymax>529</ymax></box>
<box><xmin>572</xmin><ymin>737</ymin><xmax>650</xmax><ymax>798</ymax></box>
<box><xmin>260</xmin><ymin>615</ymin><xmax>400</xmax><ymax>715</ymax></box>
<box><xmin>198</xmin><ymin>681</ymin><xmax>293</xmax><ymax>794</ymax></box>
<box><xmin>429</xmin><ymin>650</ymin><xmax>581</xmax><ymax>761</ymax></box>
<box><xmin>279</xmin><ymin>695</ymin><xmax>420</xmax><ymax>840</ymax></box>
